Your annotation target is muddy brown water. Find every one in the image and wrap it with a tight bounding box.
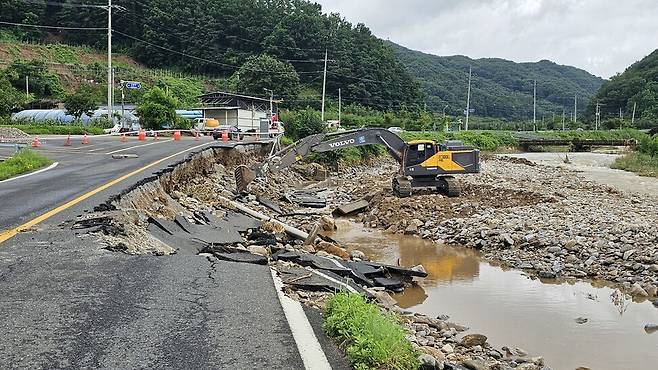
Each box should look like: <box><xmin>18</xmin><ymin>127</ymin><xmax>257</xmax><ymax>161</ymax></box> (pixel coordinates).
<box><xmin>328</xmin><ymin>220</ymin><xmax>658</xmax><ymax>370</ymax></box>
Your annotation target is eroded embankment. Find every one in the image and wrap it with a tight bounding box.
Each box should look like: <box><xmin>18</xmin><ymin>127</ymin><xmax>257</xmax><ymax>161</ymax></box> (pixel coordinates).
<box><xmin>81</xmin><ymin>144</ymin><xmax>267</xmax><ymax>255</ymax></box>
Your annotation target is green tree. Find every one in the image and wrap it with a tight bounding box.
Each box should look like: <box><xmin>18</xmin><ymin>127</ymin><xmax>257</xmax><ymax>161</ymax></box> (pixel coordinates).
<box><xmin>4</xmin><ymin>60</ymin><xmax>64</xmax><ymax>99</ymax></box>
<box><xmin>234</xmin><ymin>54</ymin><xmax>300</xmax><ymax>100</ymax></box>
<box><xmin>280</xmin><ymin>108</ymin><xmax>325</xmax><ymax>141</ymax></box>
<box><xmin>0</xmin><ymin>78</ymin><xmax>28</xmax><ymax>117</ymax></box>
<box><xmin>64</xmin><ymin>84</ymin><xmax>97</xmax><ymax>119</ymax></box>
<box><xmin>136</xmin><ymin>87</ymin><xmax>180</xmax><ymax>130</ymax></box>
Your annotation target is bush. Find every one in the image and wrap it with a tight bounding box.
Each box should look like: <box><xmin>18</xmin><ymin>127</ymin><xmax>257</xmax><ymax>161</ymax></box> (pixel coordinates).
<box><xmin>638</xmin><ymin>135</ymin><xmax>658</xmax><ymax>157</ymax></box>
<box><xmin>279</xmin><ymin>108</ymin><xmax>325</xmax><ymax>141</ymax></box>
<box><xmin>0</xmin><ymin>149</ymin><xmax>52</xmax><ymax>181</ymax></box>
<box><xmin>323</xmin><ymin>292</ymin><xmax>419</xmax><ymax>370</ymax></box>
<box><xmin>611</xmin><ymin>152</ymin><xmax>658</xmax><ymax>177</ymax></box>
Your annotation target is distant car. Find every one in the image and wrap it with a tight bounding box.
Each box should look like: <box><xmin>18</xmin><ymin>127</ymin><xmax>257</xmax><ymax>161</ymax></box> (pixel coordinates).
<box><xmin>388</xmin><ymin>127</ymin><xmax>404</xmax><ymax>134</ymax></box>
<box><xmin>212</xmin><ymin>125</ymin><xmax>242</xmax><ymax>140</ymax></box>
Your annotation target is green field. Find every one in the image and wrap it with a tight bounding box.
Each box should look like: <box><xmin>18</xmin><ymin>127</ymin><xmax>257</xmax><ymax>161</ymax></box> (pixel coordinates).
<box><xmin>0</xmin><ymin>149</ymin><xmax>52</xmax><ymax>181</ymax></box>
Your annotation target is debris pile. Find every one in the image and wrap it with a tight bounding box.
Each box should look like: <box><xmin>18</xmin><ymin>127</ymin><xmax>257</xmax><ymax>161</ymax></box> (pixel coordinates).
<box><xmin>0</xmin><ymin>127</ymin><xmax>31</xmax><ymax>143</ymax></box>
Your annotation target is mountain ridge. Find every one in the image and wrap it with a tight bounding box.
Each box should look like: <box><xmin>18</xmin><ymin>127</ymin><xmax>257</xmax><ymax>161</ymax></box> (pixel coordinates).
<box><xmin>388</xmin><ymin>41</ymin><xmax>604</xmax><ymax>121</ymax></box>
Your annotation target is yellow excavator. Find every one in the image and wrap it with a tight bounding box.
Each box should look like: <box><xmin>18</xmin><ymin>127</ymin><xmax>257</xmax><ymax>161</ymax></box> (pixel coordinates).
<box><xmin>235</xmin><ymin>128</ymin><xmax>480</xmax><ymax>197</ymax></box>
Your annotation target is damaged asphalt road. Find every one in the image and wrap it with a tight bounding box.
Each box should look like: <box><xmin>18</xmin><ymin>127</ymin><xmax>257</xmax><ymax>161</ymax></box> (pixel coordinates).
<box><xmin>0</xmin><ymin>228</ymin><xmax>305</xmax><ymax>368</ymax></box>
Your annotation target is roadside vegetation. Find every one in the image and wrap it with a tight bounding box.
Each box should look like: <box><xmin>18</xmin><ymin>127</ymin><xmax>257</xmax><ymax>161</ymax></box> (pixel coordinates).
<box><xmin>0</xmin><ymin>149</ymin><xmax>52</xmax><ymax>181</ymax></box>
<box><xmin>0</xmin><ymin>121</ymin><xmax>106</xmax><ymax>135</ymax></box>
<box><xmin>612</xmin><ymin>135</ymin><xmax>658</xmax><ymax>177</ymax></box>
<box><xmin>323</xmin><ymin>292</ymin><xmax>419</xmax><ymax>370</ymax></box>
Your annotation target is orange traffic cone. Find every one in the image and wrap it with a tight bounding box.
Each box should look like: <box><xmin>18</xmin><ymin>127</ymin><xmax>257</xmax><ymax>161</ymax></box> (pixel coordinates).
<box><xmin>31</xmin><ymin>137</ymin><xmax>41</xmax><ymax>148</ymax></box>
<box><xmin>82</xmin><ymin>134</ymin><xmax>89</xmax><ymax>145</ymax></box>
<box><xmin>64</xmin><ymin>135</ymin><xmax>72</xmax><ymax>146</ymax></box>
<box><xmin>195</xmin><ymin>131</ymin><xmax>200</xmax><ymax>141</ymax></box>
<box><xmin>138</xmin><ymin>129</ymin><xmax>146</xmax><ymax>141</ymax></box>
<box><xmin>120</xmin><ymin>133</ymin><xmax>127</xmax><ymax>143</ymax></box>
<box><xmin>173</xmin><ymin>131</ymin><xmax>181</xmax><ymax>141</ymax></box>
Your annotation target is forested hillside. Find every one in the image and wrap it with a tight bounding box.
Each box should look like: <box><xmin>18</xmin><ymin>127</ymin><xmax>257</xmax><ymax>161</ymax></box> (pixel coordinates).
<box><xmin>587</xmin><ymin>49</ymin><xmax>658</xmax><ymax>124</ymax></box>
<box><xmin>1</xmin><ymin>0</ymin><xmax>423</xmax><ymax>110</ymax></box>
<box><xmin>390</xmin><ymin>42</ymin><xmax>604</xmax><ymax>121</ymax></box>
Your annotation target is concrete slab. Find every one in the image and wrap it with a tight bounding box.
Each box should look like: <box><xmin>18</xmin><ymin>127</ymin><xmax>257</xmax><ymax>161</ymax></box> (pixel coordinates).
<box><xmin>334</xmin><ymin>200</ymin><xmax>370</xmax><ymax>216</ymax></box>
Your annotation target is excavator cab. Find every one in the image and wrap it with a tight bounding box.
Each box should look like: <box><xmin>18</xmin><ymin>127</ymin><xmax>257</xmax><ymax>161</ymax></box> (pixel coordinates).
<box><xmin>404</xmin><ymin>141</ymin><xmax>437</xmax><ymax>167</ymax></box>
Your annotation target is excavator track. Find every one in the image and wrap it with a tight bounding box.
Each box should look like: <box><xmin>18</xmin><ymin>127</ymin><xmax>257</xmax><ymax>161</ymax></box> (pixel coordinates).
<box><xmin>438</xmin><ymin>176</ymin><xmax>462</xmax><ymax>197</ymax></box>
<box><xmin>392</xmin><ymin>176</ymin><xmax>412</xmax><ymax>198</ymax></box>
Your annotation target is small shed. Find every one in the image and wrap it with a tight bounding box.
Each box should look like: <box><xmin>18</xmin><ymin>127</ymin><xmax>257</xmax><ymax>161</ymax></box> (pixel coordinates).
<box><xmin>195</xmin><ymin>91</ymin><xmax>282</xmax><ymax>131</ymax></box>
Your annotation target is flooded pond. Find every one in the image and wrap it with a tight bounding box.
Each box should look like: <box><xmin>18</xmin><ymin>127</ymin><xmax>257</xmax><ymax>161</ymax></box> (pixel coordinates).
<box><xmin>329</xmin><ymin>220</ymin><xmax>658</xmax><ymax>370</ymax></box>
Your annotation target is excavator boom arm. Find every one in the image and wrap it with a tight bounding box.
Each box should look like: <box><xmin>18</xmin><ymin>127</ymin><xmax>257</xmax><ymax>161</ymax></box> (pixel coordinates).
<box><xmin>235</xmin><ymin>129</ymin><xmax>408</xmax><ymax>192</ymax></box>
<box><xmin>260</xmin><ymin>128</ymin><xmax>406</xmax><ymax>174</ymax></box>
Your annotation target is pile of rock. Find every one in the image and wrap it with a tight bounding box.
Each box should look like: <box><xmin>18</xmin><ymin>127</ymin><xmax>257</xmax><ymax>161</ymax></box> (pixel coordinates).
<box><xmin>0</xmin><ymin>127</ymin><xmax>31</xmax><ymax>143</ymax></box>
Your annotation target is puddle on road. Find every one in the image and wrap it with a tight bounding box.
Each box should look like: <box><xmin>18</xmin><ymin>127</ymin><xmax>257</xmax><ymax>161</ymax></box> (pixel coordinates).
<box><xmin>329</xmin><ymin>220</ymin><xmax>658</xmax><ymax>370</ymax></box>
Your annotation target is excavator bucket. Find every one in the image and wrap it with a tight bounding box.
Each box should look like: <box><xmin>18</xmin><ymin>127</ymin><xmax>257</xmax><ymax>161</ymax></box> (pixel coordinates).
<box><xmin>235</xmin><ymin>165</ymin><xmax>257</xmax><ymax>193</ymax></box>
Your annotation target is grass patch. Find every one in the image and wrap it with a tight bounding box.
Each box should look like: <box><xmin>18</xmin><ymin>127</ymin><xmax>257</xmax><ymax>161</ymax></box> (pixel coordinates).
<box><xmin>0</xmin><ymin>125</ymin><xmax>105</xmax><ymax>135</ymax></box>
<box><xmin>611</xmin><ymin>152</ymin><xmax>658</xmax><ymax>177</ymax></box>
<box><xmin>0</xmin><ymin>149</ymin><xmax>52</xmax><ymax>181</ymax></box>
<box><xmin>323</xmin><ymin>292</ymin><xmax>419</xmax><ymax>370</ymax></box>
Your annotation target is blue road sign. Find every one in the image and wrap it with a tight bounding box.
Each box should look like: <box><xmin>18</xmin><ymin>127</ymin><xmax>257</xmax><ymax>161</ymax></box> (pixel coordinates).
<box><xmin>124</xmin><ymin>81</ymin><xmax>141</xmax><ymax>90</ymax></box>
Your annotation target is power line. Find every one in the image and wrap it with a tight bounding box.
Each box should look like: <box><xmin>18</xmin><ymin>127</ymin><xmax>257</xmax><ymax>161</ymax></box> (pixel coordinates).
<box><xmin>113</xmin><ymin>30</ymin><xmax>323</xmax><ymax>76</ymax></box>
<box><xmin>0</xmin><ymin>20</ymin><xmax>106</xmax><ymax>30</ymax></box>
<box><xmin>16</xmin><ymin>0</ymin><xmax>107</xmax><ymax>9</ymax></box>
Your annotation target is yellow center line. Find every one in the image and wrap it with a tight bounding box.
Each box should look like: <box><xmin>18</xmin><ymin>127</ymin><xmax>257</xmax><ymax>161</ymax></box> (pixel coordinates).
<box><xmin>0</xmin><ymin>141</ymin><xmax>212</xmax><ymax>245</ymax></box>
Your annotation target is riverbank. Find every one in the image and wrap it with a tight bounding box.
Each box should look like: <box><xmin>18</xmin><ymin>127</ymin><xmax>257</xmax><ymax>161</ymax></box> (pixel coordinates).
<box><xmin>342</xmin><ymin>155</ymin><xmax>658</xmax><ymax>299</ymax></box>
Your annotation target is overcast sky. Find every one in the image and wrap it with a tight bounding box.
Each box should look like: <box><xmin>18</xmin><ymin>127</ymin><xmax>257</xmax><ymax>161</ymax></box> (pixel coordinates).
<box><xmin>314</xmin><ymin>0</ymin><xmax>658</xmax><ymax>78</ymax></box>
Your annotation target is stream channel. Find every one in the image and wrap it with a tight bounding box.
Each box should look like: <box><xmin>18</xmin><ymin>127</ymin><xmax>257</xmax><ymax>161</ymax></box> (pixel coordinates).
<box><xmin>327</xmin><ymin>153</ymin><xmax>658</xmax><ymax>370</ymax></box>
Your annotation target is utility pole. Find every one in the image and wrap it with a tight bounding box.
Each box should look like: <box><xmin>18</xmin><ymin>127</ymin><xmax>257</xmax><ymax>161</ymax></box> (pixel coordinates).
<box><xmin>25</xmin><ymin>75</ymin><xmax>29</xmax><ymax>98</ymax></box>
<box><xmin>107</xmin><ymin>0</ymin><xmax>112</xmax><ymax>122</ymax></box>
<box><xmin>562</xmin><ymin>108</ymin><xmax>566</xmax><ymax>131</ymax></box>
<box><xmin>465</xmin><ymin>66</ymin><xmax>472</xmax><ymax>131</ymax></box>
<box><xmin>632</xmin><ymin>102</ymin><xmax>637</xmax><ymax>125</ymax></box>
<box><xmin>573</xmin><ymin>94</ymin><xmax>578</xmax><ymax>124</ymax></box>
<box><xmin>533</xmin><ymin>80</ymin><xmax>537</xmax><ymax>130</ymax></box>
<box><xmin>595</xmin><ymin>102</ymin><xmax>600</xmax><ymax>130</ymax></box>
<box><xmin>321</xmin><ymin>48</ymin><xmax>328</xmax><ymax>122</ymax></box>
<box><xmin>338</xmin><ymin>88</ymin><xmax>342</xmax><ymax>127</ymax></box>
<box><xmin>264</xmin><ymin>88</ymin><xmax>274</xmax><ymax>124</ymax></box>
<box><xmin>619</xmin><ymin>107</ymin><xmax>623</xmax><ymax>120</ymax></box>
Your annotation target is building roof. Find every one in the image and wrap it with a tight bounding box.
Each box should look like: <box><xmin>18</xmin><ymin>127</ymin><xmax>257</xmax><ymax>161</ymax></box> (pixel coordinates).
<box><xmin>198</xmin><ymin>91</ymin><xmax>283</xmax><ymax>105</ymax></box>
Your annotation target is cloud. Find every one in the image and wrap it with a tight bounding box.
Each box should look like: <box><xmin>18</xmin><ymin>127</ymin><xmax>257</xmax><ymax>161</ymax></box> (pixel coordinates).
<box><xmin>314</xmin><ymin>0</ymin><xmax>658</xmax><ymax>78</ymax></box>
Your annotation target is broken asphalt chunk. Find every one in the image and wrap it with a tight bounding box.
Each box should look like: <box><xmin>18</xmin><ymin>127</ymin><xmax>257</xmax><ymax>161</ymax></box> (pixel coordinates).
<box><xmin>214</xmin><ymin>252</ymin><xmax>268</xmax><ymax>265</ymax></box>
<box><xmin>333</xmin><ymin>199</ymin><xmax>370</xmax><ymax>216</ymax></box>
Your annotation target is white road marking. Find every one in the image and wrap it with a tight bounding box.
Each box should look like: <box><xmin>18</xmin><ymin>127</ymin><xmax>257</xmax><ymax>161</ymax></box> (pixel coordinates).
<box><xmin>0</xmin><ymin>162</ymin><xmax>59</xmax><ymax>184</ymax></box>
<box><xmin>270</xmin><ymin>268</ymin><xmax>332</xmax><ymax>370</ymax></box>
<box><xmin>106</xmin><ymin>139</ymin><xmax>174</xmax><ymax>155</ymax></box>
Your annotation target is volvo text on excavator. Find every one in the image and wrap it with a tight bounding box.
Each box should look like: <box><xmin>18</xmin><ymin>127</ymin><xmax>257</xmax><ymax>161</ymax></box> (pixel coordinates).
<box><xmin>235</xmin><ymin>128</ymin><xmax>480</xmax><ymax>197</ymax></box>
